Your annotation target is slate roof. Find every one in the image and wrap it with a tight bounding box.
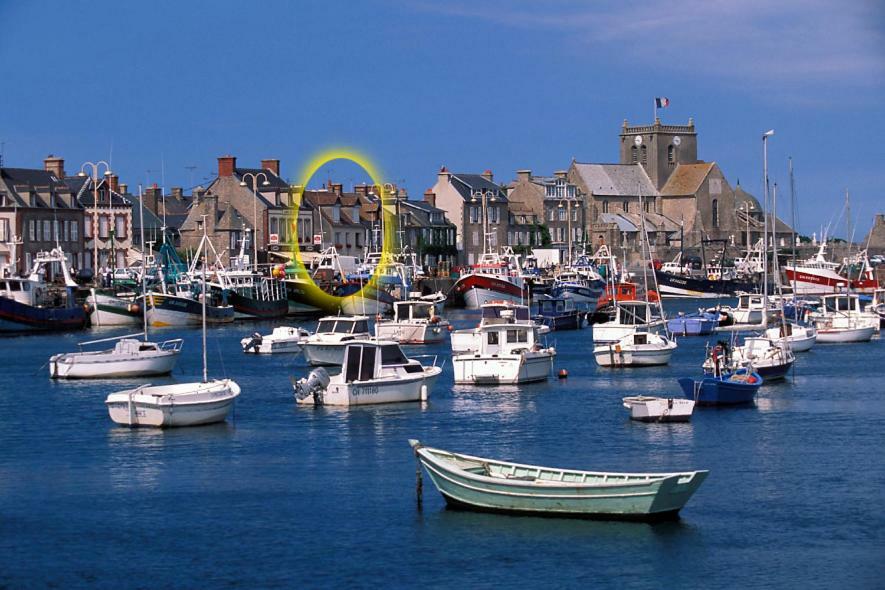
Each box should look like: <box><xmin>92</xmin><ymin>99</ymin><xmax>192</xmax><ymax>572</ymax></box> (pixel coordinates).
<box><xmin>118</xmin><ymin>194</ymin><xmax>165</xmax><ymax>230</ymax></box>
<box><xmin>659</xmin><ymin>163</ymin><xmax>715</xmax><ymax>196</ymax></box>
<box><xmin>75</xmin><ymin>178</ymin><xmax>132</xmax><ymax>207</ymax></box>
<box><xmin>448</xmin><ymin>173</ymin><xmax>508</xmax><ymax>202</ymax></box>
<box><xmin>571</xmin><ymin>163</ymin><xmax>656</xmax><ymax>197</ymax></box>
<box><xmin>0</xmin><ymin>167</ymin><xmax>75</xmax><ymax>207</ymax></box>
<box><xmin>234</xmin><ymin>167</ymin><xmax>290</xmax><ymax>191</ymax></box>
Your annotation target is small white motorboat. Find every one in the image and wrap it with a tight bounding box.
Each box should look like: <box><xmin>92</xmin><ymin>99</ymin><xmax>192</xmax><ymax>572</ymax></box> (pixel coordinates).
<box><xmin>294</xmin><ymin>340</ymin><xmax>441</xmax><ymax>406</ymax></box>
<box><xmin>763</xmin><ymin>321</ymin><xmax>817</xmax><ymax>352</ymax></box>
<box><xmin>591</xmin><ymin>300</ymin><xmax>665</xmax><ymax>344</ymax></box>
<box><xmin>810</xmin><ymin>294</ymin><xmax>878</xmax><ymax>343</ymax></box>
<box><xmin>301</xmin><ymin>315</ymin><xmax>372</xmax><ymax>366</ymax></box>
<box><xmin>452</xmin><ymin>319</ymin><xmax>555</xmax><ymax>385</ymax></box>
<box><xmin>594</xmin><ymin>332</ymin><xmax>677</xmax><ymax>367</ymax></box>
<box><xmin>241</xmin><ymin>326</ymin><xmax>310</xmax><ymax>354</ymax></box>
<box><xmin>375</xmin><ymin>299</ymin><xmax>450</xmax><ymax>344</ymax></box>
<box><xmin>622</xmin><ymin>396</ymin><xmax>695</xmax><ymax>422</ymax></box>
<box><xmin>50</xmin><ymin>335</ymin><xmax>182</xmax><ymax>379</ymax></box>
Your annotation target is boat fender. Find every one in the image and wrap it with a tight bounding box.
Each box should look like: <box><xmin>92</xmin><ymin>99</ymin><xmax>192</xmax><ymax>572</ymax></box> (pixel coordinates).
<box><xmin>83</xmin><ymin>302</ymin><xmax>94</xmax><ymax>314</ymax></box>
<box><xmin>614</xmin><ymin>344</ymin><xmax>622</xmax><ymax>353</ymax></box>
<box><xmin>747</xmin><ymin>375</ymin><xmax>758</xmax><ymax>384</ymax></box>
<box><xmin>128</xmin><ymin>303</ymin><xmax>141</xmax><ymax>314</ymax></box>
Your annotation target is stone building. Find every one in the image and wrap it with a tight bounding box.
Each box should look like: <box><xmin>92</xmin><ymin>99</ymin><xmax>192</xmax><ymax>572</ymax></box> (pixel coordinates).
<box><xmin>394</xmin><ymin>190</ymin><xmax>457</xmax><ymax>269</ymax></box>
<box><xmin>507</xmin><ymin>170</ymin><xmax>585</xmax><ymax>260</ymax></box>
<box><xmin>69</xmin><ymin>172</ymin><xmax>134</xmax><ymax>270</ymax></box>
<box><xmin>0</xmin><ymin>156</ymin><xmax>86</xmax><ymax>274</ymax></box>
<box><xmin>179</xmin><ymin>156</ymin><xmax>294</xmax><ymax>264</ymax></box>
<box><xmin>864</xmin><ymin>214</ymin><xmax>885</xmax><ymax>254</ymax></box>
<box><xmin>431</xmin><ymin>168</ymin><xmax>512</xmax><ymax>266</ymax></box>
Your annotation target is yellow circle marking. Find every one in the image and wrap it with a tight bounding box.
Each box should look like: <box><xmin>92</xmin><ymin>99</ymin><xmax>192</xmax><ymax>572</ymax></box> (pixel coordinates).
<box><xmin>288</xmin><ymin>150</ymin><xmax>397</xmax><ymax>312</ymax></box>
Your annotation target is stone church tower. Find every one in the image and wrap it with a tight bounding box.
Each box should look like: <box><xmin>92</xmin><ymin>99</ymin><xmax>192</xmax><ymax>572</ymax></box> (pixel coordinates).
<box><xmin>619</xmin><ymin>118</ymin><xmax>698</xmax><ymax>190</ymax></box>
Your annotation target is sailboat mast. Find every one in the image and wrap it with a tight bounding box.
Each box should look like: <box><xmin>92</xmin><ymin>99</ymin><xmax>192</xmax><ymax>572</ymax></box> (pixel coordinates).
<box><xmin>789</xmin><ymin>158</ymin><xmax>798</xmax><ymax>296</ymax></box>
<box><xmin>201</xmin><ymin>217</ymin><xmax>208</xmax><ymax>384</ymax></box>
<box><xmin>139</xmin><ymin>184</ymin><xmax>148</xmax><ymax>341</ymax></box>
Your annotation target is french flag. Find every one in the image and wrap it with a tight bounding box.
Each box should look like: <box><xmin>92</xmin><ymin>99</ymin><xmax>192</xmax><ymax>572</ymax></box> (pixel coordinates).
<box><xmin>655</xmin><ymin>97</ymin><xmax>670</xmax><ymax>108</ymax></box>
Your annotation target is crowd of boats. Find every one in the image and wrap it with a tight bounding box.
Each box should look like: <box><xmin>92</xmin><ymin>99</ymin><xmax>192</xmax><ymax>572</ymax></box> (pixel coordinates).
<box><xmin>5</xmin><ymin>210</ymin><xmax>884</xmax><ymax>519</ymax></box>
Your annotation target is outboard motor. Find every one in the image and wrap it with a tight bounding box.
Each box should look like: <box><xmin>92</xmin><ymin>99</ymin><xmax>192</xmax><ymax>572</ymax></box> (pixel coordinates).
<box><xmin>294</xmin><ymin>367</ymin><xmax>331</xmax><ymax>405</ymax></box>
<box><xmin>243</xmin><ymin>332</ymin><xmax>263</xmax><ymax>353</ymax></box>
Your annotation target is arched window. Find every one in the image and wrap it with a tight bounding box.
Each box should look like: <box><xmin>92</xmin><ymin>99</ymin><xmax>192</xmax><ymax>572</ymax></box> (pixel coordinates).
<box><xmin>668</xmin><ymin>144</ymin><xmax>675</xmax><ymax>165</ymax></box>
<box><xmin>602</xmin><ymin>200</ymin><xmax>609</xmax><ymax>213</ymax></box>
<box><xmin>623</xmin><ymin>201</ymin><xmax>629</xmax><ymax>213</ymax></box>
<box><xmin>712</xmin><ymin>199</ymin><xmax>719</xmax><ymax>228</ymax></box>
<box><xmin>640</xmin><ymin>145</ymin><xmax>648</xmax><ymax>165</ymax></box>
<box><xmin>631</xmin><ymin>146</ymin><xmax>638</xmax><ymax>164</ymax></box>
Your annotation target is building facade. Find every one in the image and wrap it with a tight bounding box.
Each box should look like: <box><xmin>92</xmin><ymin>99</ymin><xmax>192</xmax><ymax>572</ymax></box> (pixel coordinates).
<box><xmin>507</xmin><ymin>170</ymin><xmax>585</xmax><ymax>259</ymax></box>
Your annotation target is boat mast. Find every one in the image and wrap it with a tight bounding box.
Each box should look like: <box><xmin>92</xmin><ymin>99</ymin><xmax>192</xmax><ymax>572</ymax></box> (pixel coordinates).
<box><xmin>789</xmin><ymin>158</ymin><xmax>798</xmax><ymax>296</ymax></box>
<box><xmin>762</xmin><ymin>130</ymin><xmax>774</xmax><ymax>320</ymax></box>
<box><xmin>139</xmin><ymin>185</ymin><xmax>148</xmax><ymax>341</ymax></box>
<box><xmin>201</xmin><ymin>215</ymin><xmax>208</xmax><ymax>384</ymax></box>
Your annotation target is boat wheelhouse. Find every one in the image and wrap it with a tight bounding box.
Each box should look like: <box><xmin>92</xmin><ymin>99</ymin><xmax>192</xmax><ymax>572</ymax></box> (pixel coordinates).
<box><xmin>294</xmin><ymin>340</ymin><xmax>442</xmax><ymax>406</ymax></box>
<box><xmin>375</xmin><ymin>299</ymin><xmax>450</xmax><ymax>344</ymax></box>
<box><xmin>452</xmin><ymin>250</ymin><xmax>528</xmax><ymax>309</ymax></box>
<box><xmin>452</xmin><ymin>320</ymin><xmax>555</xmax><ymax>385</ymax></box>
<box><xmin>809</xmin><ymin>294</ymin><xmax>879</xmax><ymax>343</ymax></box>
<box><xmin>591</xmin><ymin>300</ymin><xmax>664</xmax><ymax>344</ymax></box>
<box><xmin>534</xmin><ymin>295</ymin><xmax>583</xmax><ymax>331</ymax></box>
<box><xmin>301</xmin><ymin>315</ymin><xmax>372</xmax><ymax>365</ymax></box>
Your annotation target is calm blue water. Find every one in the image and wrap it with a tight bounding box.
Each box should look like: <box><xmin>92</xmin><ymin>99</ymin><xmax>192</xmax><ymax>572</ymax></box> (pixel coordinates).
<box><xmin>1</xmin><ymin>299</ymin><xmax>884</xmax><ymax>589</ymax></box>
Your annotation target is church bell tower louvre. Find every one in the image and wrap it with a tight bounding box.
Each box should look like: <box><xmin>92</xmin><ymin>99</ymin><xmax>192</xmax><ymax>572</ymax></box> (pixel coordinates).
<box><xmin>619</xmin><ymin>118</ymin><xmax>698</xmax><ymax>190</ymax></box>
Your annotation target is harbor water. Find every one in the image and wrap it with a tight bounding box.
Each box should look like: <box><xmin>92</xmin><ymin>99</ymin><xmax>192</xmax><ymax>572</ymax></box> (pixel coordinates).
<box><xmin>1</xmin><ymin>298</ymin><xmax>883</xmax><ymax>589</ymax></box>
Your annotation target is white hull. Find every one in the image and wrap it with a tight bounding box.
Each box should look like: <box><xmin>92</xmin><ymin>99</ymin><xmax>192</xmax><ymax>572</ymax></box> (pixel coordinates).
<box><xmin>464</xmin><ymin>288</ymin><xmax>524</xmax><ymax>310</ymax></box>
<box><xmin>622</xmin><ymin>396</ymin><xmax>695</xmax><ymax>422</ymax></box>
<box><xmin>815</xmin><ymin>325</ymin><xmax>876</xmax><ymax>343</ymax></box>
<box><xmin>106</xmin><ymin>380</ymin><xmax>240</xmax><ymax>427</ymax></box>
<box><xmin>146</xmin><ymin>307</ymin><xmax>197</xmax><ymax>327</ymax></box>
<box><xmin>296</xmin><ymin>369</ymin><xmax>440</xmax><ymax>406</ymax></box>
<box><xmin>50</xmin><ymin>351</ymin><xmax>178</xmax><ymax>378</ymax></box>
<box><xmin>764</xmin><ymin>325</ymin><xmax>817</xmax><ymax>352</ymax></box>
<box><xmin>375</xmin><ymin>321</ymin><xmax>447</xmax><ymax>344</ymax></box>
<box><xmin>594</xmin><ymin>343</ymin><xmax>676</xmax><ymax>367</ymax></box>
<box><xmin>453</xmin><ymin>352</ymin><xmax>553</xmax><ymax>385</ymax></box>
<box><xmin>243</xmin><ymin>340</ymin><xmax>302</xmax><ymax>354</ymax></box>
<box><xmin>88</xmin><ymin>292</ymin><xmax>141</xmax><ymax>327</ymax></box>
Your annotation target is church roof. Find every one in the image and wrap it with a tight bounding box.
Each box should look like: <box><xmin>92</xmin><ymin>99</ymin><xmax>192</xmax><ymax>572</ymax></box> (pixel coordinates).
<box><xmin>571</xmin><ymin>163</ymin><xmax>656</xmax><ymax>197</ymax></box>
<box><xmin>659</xmin><ymin>163</ymin><xmax>715</xmax><ymax>196</ymax></box>
<box><xmin>733</xmin><ymin>183</ymin><xmax>762</xmax><ymax>213</ymax></box>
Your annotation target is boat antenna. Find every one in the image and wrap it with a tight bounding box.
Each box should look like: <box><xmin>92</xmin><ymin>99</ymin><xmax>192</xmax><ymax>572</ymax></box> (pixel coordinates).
<box><xmin>201</xmin><ymin>214</ymin><xmax>208</xmax><ymax>384</ymax></box>
<box><xmin>789</xmin><ymin>158</ymin><xmax>798</xmax><ymax>297</ymax></box>
<box><xmin>139</xmin><ymin>184</ymin><xmax>148</xmax><ymax>341</ymax></box>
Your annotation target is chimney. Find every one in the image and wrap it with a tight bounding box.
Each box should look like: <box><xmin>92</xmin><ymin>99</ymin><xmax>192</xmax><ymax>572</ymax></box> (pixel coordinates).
<box><xmin>331</xmin><ymin>182</ymin><xmax>343</xmax><ymax>195</ymax></box>
<box><xmin>481</xmin><ymin>169</ymin><xmax>493</xmax><ymax>182</ymax></box>
<box><xmin>354</xmin><ymin>184</ymin><xmax>368</xmax><ymax>197</ymax></box>
<box><xmin>261</xmin><ymin>159</ymin><xmax>280</xmax><ymax>176</ymax></box>
<box><xmin>108</xmin><ymin>174</ymin><xmax>120</xmax><ymax>194</ymax></box>
<box><xmin>517</xmin><ymin>169</ymin><xmax>532</xmax><ymax>183</ymax></box>
<box><xmin>554</xmin><ymin>170</ymin><xmax>567</xmax><ymax>179</ymax></box>
<box><xmin>438</xmin><ymin>166</ymin><xmax>450</xmax><ymax>185</ymax></box>
<box><xmin>423</xmin><ymin>189</ymin><xmax>436</xmax><ymax>208</ymax></box>
<box><xmin>218</xmin><ymin>155</ymin><xmax>236</xmax><ymax>177</ymax></box>
<box><xmin>145</xmin><ymin>184</ymin><xmax>160</xmax><ymax>214</ymax></box>
<box><xmin>119</xmin><ymin>183</ymin><xmax>128</xmax><ymax>194</ymax></box>
<box><xmin>44</xmin><ymin>155</ymin><xmax>65</xmax><ymax>178</ymax></box>
<box><xmin>171</xmin><ymin>187</ymin><xmax>183</xmax><ymax>199</ymax></box>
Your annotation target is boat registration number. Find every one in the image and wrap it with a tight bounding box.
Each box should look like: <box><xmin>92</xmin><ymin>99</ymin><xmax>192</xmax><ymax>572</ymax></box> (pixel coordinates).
<box><xmin>354</xmin><ymin>385</ymin><xmax>379</xmax><ymax>396</ymax></box>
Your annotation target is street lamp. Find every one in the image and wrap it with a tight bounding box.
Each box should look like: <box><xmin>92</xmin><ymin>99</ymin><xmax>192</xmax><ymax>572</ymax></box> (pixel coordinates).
<box><xmin>240</xmin><ymin>172</ymin><xmax>270</xmax><ymax>269</ymax></box>
<box><xmin>79</xmin><ymin>161</ymin><xmax>112</xmax><ymax>278</ymax></box>
<box><xmin>470</xmin><ymin>190</ymin><xmax>495</xmax><ymax>254</ymax></box>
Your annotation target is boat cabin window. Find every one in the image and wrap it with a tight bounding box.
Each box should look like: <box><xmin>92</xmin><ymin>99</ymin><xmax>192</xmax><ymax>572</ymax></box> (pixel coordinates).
<box><xmin>411</xmin><ymin>304</ymin><xmax>430</xmax><ymax>320</ymax></box>
<box><xmin>824</xmin><ymin>296</ymin><xmax>854</xmax><ymax>312</ymax></box>
<box><xmin>352</xmin><ymin>320</ymin><xmax>369</xmax><ymax>333</ymax></box>
<box><xmin>619</xmin><ymin>303</ymin><xmax>648</xmax><ymax>325</ymax></box>
<box><xmin>506</xmin><ymin>329</ymin><xmax>528</xmax><ymax>343</ymax></box>
<box><xmin>488</xmin><ymin>331</ymin><xmax>499</xmax><ymax>345</ymax></box>
<box><xmin>380</xmin><ymin>344</ymin><xmax>409</xmax><ymax>366</ymax></box>
<box><xmin>317</xmin><ymin>319</ymin><xmax>336</xmax><ymax>332</ymax></box>
<box><xmin>634</xmin><ymin>333</ymin><xmax>648</xmax><ymax>345</ymax></box>
<box><xmin>738</xmin><ymin>295</ymin><xmax>749</xmax><ymax>307</ymax></box>
<box><xmin>4</xmin><ymin>281</ymin><xmax>22</xmax><ymax>291</ymax></box>
<box><xmin>539</xmin><ymin>300</ymin><xmax>554</xmax><ymax>314</ymax></box>
<box><xmin>345</xmin><ymin>344</ymin><xmax>376</xmax><ymax>382</ymax></box>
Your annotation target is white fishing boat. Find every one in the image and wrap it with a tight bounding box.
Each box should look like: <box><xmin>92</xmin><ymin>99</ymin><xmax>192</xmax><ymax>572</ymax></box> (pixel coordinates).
<box><xmin>591</xmin><ymin>300</ymin><xmax>664</xmax><ymax>344</ymax></box>
<box><xmin>809</xmin><ymin>294</ymin><xmax>878</xmax><ymax>343</ymax></box>
<box><xmin>731</xmin><ymin>293</ymin><xmax>778</xmax><ymax>325</ymax></box>
<box><xmin>410</xmin><ymin>440</ymin><xmax>709</xmax><ymax>520</ymax></box>
<box><xmin>50</xmin><ymin>335</ymin><xmax>182</xmax><ymax>379</ymax></box>
<box><xmin>867</xmin><ymin>288</ymin><xmax>885</xmax><ymax>328</ymax></box>
<box><xmin>622</xmin><ymin>396</ymin><xmax>695</xmax><ymax>422</ymax></box>
<box><xmin>594</xmin><ymin>332</ymin><xmax>677</xmax><ymax>367</ymax></box>
<box><xmin>86</xmin><ymin>289</ymin><xmax>142</xmax><ymax>327</ymax></box>
<box><xmin>375</xmin><ymin>299</ymin><xmax>449</xmax><ymax>344</ymax></box>
<box><xmin>452</xmin><ymin>319</ymin><xmax>555</xmax><ymax>385</ymax></box>
<box><xmin>763</xmin><ymin>321</ymin><xmax>817</xmax><ymax>352</ymax></box>
<box><xmin>241</xmin><ymin>326</ymin><xmax>310</xmax><ymax>354</ymax></box>
<box><xmin>451</xmin><ymin>301</ymin><xmax>547</xmax><ymax>354</ymax></box>
<box><xmin>293</xmin><ymin>340</ymin><xmax>442</xmax><ymax>406</ymax></box>
<box><xmin>105</xmin><ymin>222</ymin><xmax>241</xmax><ymax>428</ymax></box>
<box><xmin>704</xmin><ymin>337</ymin><xmax>795</xmax><ymax>380</ymax></box>
<box><xmin>301</xmin><ymin>315</ymin><xmax>372</xmax><ymax>366</ymax></box>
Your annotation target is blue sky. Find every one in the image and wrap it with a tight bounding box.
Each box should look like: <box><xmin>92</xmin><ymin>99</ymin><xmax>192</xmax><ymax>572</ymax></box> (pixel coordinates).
<box><xmin>1</xmin><ymin>0</ymin><xmax>883</xmax><ymax>238</ymax></box>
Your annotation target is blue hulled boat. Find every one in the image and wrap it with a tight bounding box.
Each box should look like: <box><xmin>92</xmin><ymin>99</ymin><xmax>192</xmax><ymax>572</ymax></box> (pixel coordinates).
<box><xmin>535</xmin><ymin>295</ymin><xmax>583</xmax><ymax>331</ymax></box>
<box><xmin>678</xmin><ymin>369</ymin><xmax>763</xmax><ymax>406</ymax></box>
<box><xmin>666</xmin><ymin>311</ymin><xmax>719</xmax><ymax>336</ymax></box>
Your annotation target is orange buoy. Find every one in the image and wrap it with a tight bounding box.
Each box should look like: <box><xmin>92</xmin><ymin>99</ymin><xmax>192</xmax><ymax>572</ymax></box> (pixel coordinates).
<box><xmin>558</xmin><ymin>369</ymin><xmax>568</xmax><ymax>379</ymax></box>
<box><xmin>447</xmin><ymin>325</ymin><xmax>454</xmax><ymax>332</ymax></box>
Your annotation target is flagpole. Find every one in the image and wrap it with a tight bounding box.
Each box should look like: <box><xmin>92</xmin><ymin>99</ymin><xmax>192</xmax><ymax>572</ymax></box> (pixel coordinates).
<box><xmin>653</xmin><ymin>98</ymin><xmax>657</xmax><ymax>122</ymax></box>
